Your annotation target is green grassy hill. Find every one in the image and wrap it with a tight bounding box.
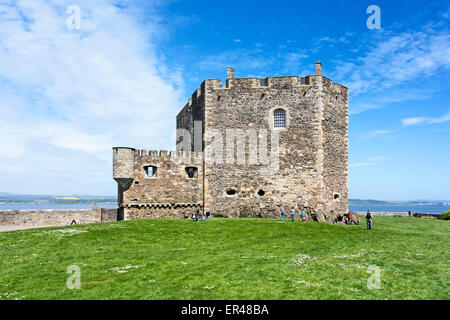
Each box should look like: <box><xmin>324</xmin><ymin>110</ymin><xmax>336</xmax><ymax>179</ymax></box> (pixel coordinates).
<box><xmin>0</xmin><ymin>217</ymin><xmax>448</xmax><ymax>300</ymax></box>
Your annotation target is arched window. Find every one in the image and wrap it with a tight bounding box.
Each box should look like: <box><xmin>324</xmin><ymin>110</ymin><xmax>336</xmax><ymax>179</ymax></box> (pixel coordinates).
<box><xmin>273</xmin><ymin>109</ymin><xmax>286</xmax><ymax>128</ymax></box>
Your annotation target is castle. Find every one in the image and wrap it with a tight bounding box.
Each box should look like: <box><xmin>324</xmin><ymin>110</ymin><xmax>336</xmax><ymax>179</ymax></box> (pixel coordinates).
<box><xmin>113</xmin><ymin>62</ymin><xmax>348</xmax><ymax>223</ymax></box>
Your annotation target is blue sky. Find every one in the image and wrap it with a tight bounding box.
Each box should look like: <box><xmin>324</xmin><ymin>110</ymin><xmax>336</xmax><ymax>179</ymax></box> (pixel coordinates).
<box><xmin>0</xmin><ymin>0</ymin><xmax>449</xmax><ymax>200</ymax></box>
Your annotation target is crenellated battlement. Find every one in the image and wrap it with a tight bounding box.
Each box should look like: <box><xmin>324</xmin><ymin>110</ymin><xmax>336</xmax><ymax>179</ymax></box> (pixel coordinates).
<box><xmin>182</xmin><ymin>87</ymin><xmax>205</xmax><ymax>110</ymax></box>
<box><xmin>177</xmin><ymin>63</ymin><xmax>347</xmax><ymax>128</ymax></box>
<box><xmin>182</xmin><ymin>75</ymin><xmax>345</xmax><ymax>108</ymax></box>
<box><xmin>133</xmin><ymin>149</ymin><xmax>203</xmax><ymax>163</ymax></box>
<box><xmin>113</xmin><ymin>147</ymin><xmax>203</xmax><ymax>178</ymax></box>
<box><xmin>200</xmin><ymin>76</ymin><xmax>313</xmax><ymax>92</ymax></box>
<box><xmin>113</xmin><ymin>147</ymin><xmax>202</xmax><ymax>158</ymax></box>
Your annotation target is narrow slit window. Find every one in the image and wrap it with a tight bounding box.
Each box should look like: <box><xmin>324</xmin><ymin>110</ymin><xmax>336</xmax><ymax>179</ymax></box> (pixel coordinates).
<box><xmin>144</xmin><ymin>166</ymin><xmax>157</xmax><ymax>177</ymax></box>
<box><xmin>273</xmin><ymin>109</ymin><xmax>286</xmax><ymax>128</ymax></box>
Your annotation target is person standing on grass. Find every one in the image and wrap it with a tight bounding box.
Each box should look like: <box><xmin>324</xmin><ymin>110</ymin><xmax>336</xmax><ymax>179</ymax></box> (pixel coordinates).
<box><xmin>366</xmin><ymin>210</ymin><xmax>372</xmax><ymax>230</ymax></box>
<box><xmin>301</xmin><ymin>210</ymin><xmax>306</xmax><ymax>222</ymax></box>
<box><xmin>281</xmin><ymin>210</ymin><xmax>285</xmax><ymax>222</ymax></box>
<box><xmin>290</xmin><ymin>207</ymin><xmax>295</xmax><ymax>222</ymax></box>
<box><xmin>196</xmin><ymin>209</ymin><xmax>201</xmax><ymax>221</ymax></box>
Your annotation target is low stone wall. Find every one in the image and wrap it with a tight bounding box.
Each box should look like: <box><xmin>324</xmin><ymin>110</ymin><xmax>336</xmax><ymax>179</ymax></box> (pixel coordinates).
<box><xmin>354</xmin><ymin>211</ymin><xmax>439</xmax><ymax>218</ymax></box>
<box><xmin>0</xmin><ymin>207</ymin><xmax>119</xmax><ymax>227</ymax></box>
<box><xmin>354</xmin><ymin>211</ymin><xmax>409</xmax><ymax>217</ymax></box>
<box><xmin>100</xmin><ymin>208</ymin><xmax>119</xmax><ymax>222</ymax></box>
<box><xmin>123</xmin><ymin>205</ymin><xmax>202</xmax><ymax>220</ymax></box>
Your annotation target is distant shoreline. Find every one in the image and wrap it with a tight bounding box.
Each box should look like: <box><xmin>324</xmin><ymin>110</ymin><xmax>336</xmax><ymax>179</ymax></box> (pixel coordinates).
<box><xmin>352</xmin><ymin>212</ymin><xmax>440</xmax><ymax>218</ymax></box>
<box><xmin>0</xmin><ymin>203</ymin><xmax>118</xmax><ymax>210</ymax></box>
<box><xmin>0</xmin><ymin>204</ymin><xmax>447</xmax><ymax>215</ymax></box>
<box><xmin>349</xmin><ymin>204</ymin><xmax>448</xmax><ymax>215</ymax></box>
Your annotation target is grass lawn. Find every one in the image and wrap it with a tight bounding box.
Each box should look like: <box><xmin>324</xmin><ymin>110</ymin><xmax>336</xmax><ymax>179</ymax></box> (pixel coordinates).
<box><xmin>0</xmin><ymin>216</ymin><xmax>448</xmax><ymax>300</ymax></box>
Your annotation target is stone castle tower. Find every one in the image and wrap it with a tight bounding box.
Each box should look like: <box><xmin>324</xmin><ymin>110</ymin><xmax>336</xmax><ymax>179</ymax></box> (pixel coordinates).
<box><xmin>113</xmin><ymin>62</ymin><xmax>348</xmax><ymax>223</ymax></box>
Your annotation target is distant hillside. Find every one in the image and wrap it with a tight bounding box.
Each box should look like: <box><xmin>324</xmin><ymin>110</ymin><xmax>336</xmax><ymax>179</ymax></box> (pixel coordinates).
<box><xmin>349</xmin><ymin>199</ymin><xmax>450</xmax><ymax>206</ymax></box>
<box><xmin>349</xmin><ymin>199</ymin><xmax>403</xmax><ymax>205</ymax></box>
<box><xmin>0</xmin><ymin>193</ymin><xmax>116</xmax><ymax>205</ymax></box>
<box><xmin>0</xmin><ymin>193</ymin><xmax>447</xmax><ymax>206</ymax></box>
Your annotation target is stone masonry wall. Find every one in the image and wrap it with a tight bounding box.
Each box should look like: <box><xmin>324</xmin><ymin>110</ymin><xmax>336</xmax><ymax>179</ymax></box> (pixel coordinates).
<box><xmin>113</xmin><ymin>148</ymin><xmax>204</xmax><ymax>220</ymax></box>
<box><xmin>176</xmin><ymin>85</ymin><xmax>206</xmax><ymax>152</ymax></box>
<box><xmin>202</xmin><ymin>76</ymin><xmax>329</xmax><ymax>219</ymax></box>
<box><xmin>320</xmin><ymin>78</ymin><xmax>349</xmax><ymax>222</ymax></box>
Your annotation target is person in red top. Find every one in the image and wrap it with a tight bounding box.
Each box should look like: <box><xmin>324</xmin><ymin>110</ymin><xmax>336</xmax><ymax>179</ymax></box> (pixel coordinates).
<box><xmin>348</xmin><ymin>211</ymin><xmax>353</xmax><ymax>225</ymax></box>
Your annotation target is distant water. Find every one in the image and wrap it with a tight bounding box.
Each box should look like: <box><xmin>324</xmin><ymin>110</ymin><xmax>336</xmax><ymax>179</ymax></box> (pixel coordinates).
<box><xmin>0</xmin><ymin>203</ymin><xmax>118</xmax><ymax>210</ymax></box>
<box><xmin>350</xmin><ymin>204</ymin><xmax>449</xmax><ymax>215</ymax></box>
<box><xmin>0</xmin><ymin>203</ymin><xmax>448</xmax><ymax>215</ymax></box>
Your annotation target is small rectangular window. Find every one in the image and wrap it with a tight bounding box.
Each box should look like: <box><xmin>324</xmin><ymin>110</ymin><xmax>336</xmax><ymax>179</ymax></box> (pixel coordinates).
<box><xmin>274</xmin><ymin>109</ymin><xmax>286</xmax><ymax>128</ymax></box>
<box><xmin>144</xmin><ymin>166</ymin><xmax>157</xmax><ymax>177</ymax></box>
<box><xmin>185</xmin><ymin>167</ymin><xmax>198</xmax><ymax>178</ymax></box>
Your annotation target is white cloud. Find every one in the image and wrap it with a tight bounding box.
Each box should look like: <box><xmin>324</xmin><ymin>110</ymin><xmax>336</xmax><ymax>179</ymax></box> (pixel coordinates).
<box><xmin>0</xmin><ymin>0</ymin><xmax>184</xmax><ymax>194</ymax></box>
<box><xmin>349</xmin><ymin>156</ymin><xmax>387</xmax><ymax>168</ymax></box>
<box><xmin>333</xmin><ymin>25</ymin><xmax>450</xmax><ymax>96</ymax></box>
<box><xmin>311</xmin><ymin>34</ymin><xmax>351</xmax><ymax>53</ymax></box>
<box><xmin>279</xmin><ymin>52</ymin><xmax>309</xmax><ymax>75</ymax></box>
<box><xmin>198</xmin><ymin>48</ymin><xmax>310</xmax><ymax>78</ymax></box>
<box><xmin>313</xmin><ymin>35</ymin><xmax>349</xmax><ymax>45</ymax></box>
<box><xmin>348</xmin><ymin>77</ymin><xmax>439</xmax><ymax>114</ymax></box>
<box><xmin>349</xmin><ymin>162</ymin><xmax>374</xmax><ymax>168</ymax></box>
<box><xmin>368</xmin><ymin>156</ymin><xmax>388</xmax><ymax>162</ymax></box>
<box><xmin>401</xmin><ymin>117</ymin><xmax>429</xmax><ymax>126</ymax></box>
<box><xmin>362</xmin><ymin>130</ymin><xmax>393</xmax><ymax>139</ymax></box>
<box><xmin>402</xmin><ymin>111</ymin><xmax>450</xmax><ymax>126</ymax></box>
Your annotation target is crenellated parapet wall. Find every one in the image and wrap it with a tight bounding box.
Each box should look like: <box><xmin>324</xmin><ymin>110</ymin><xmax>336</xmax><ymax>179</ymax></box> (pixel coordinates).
<box><xmin>113</xmin><ymin>148</ymin><xmax>203</xmax><ymax>176</ymax></box>
<box><xmin>198</xmin><ymin>75</ymin><xmax>345</xmax><ymax>92</ymax></box>
<box><xmin>132</xmin><ymin>149</ymin><xmax>203</xmax><ymax>165</ymax></box>
<box><xmin>177</xmin><ymin>73</ymin><xmax>344</xmax><ymax>117</ymax></box>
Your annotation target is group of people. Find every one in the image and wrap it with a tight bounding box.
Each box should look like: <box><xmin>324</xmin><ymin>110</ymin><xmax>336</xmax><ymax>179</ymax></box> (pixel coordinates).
<box><xmin>281</xmin><ymin>208</ymin><xmax>307</xmax><ymax>223</ymax></box>
<box><xmin>345</xmin><ymin>211</ymin><xmax>361</xmax><ymax>225</ymax></box>
<box><xmin>347</xmin><ymin>210</ymin><xmax>373</xmax><ymax>230</ymax></box>
<box><xmin>280</xmin><ymin>208</ymin><xmax>374</xmax><ymax>230</ymax></box>
<box><xmin>184</xmin><ymin>209</ymin><xmax>211</xmax><ymax>221</ymax></box>
<box><xmin>182</xmin><ymin>208</ymin><xmax>374</xmax><ymax>230</ymax></box>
